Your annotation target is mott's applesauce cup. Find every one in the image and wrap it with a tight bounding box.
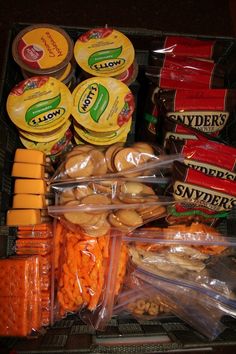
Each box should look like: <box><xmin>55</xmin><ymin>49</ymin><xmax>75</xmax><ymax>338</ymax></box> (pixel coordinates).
<box><xmin>19</xmin><ymin>128</ymin><xmax>73</xmax><ymax>156</ymax></box>
<box><xmin>19</xmin><ymin>119</ymin><xmax>71</xmax><ymax>143</ymax></box>
<box><xmin>12</xmin><ymin>24</ymin><xmax>74</xmax><ymax>76</ymax></box>
<box><xmin>74</xmin><ymin>28</ymin><xmax>135</xmax><ymax>78</ymax></box>
<box><xmin>73</xmin><ymin>119</ymin><xmax>131</xmax><ymax>145</ymax></box>
<box><xmin>6</xmin><ymin>76</ymin><xmax>72</xmax><ymax>133</ymax></box>
<box><xmin>72</xmin><ymin>77</ymin><xmax>135</xmax><ymax>133</ymax></box>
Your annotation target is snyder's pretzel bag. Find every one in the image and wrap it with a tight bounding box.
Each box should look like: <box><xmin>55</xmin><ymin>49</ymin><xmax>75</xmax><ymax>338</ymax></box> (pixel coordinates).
<box><xmin>49</xmin><ymin>142</ymin><xmax>181</xmax><ymax>182</ymax></box>
<box><xmin>145</xmin><ymin>56</ymin><xmax>226</xmax><ymax>89</ymax></box>
<box><xmin>155</xmin><ymin>88</ymin><xmax>236</xmax><ymax>144</ymax></box>
<box><xmin>149</xmin><ymin>36</ymin><xmax>234</xmax><ymax>62</ymax></box>
<box><xmin>168</xmin><ymin>160</ymin><xmax>236</xmax><ymax>224</ymax></box>
<box><xmin>169</xmin><ymin>139</ymin><xmax>236</xmax><ymax>181</ymax></box>
<box><xmin>48</xmin><ymin>178</ymin><xmax>172</xmax><ymax>237</ymax></box>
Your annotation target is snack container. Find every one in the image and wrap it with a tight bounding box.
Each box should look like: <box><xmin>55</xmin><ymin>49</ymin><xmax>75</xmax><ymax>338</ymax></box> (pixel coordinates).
<box><xmin>1</xmin><ymin>23</ymin><xmax>236</xmax><ymax>353</ymax></box>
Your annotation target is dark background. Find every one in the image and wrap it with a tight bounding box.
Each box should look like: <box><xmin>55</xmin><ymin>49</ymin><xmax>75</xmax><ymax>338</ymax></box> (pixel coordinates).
<box><xmin>0</xmin><ymin>0</ymin><xmax>235</xmax><ymax>75</ymax></box>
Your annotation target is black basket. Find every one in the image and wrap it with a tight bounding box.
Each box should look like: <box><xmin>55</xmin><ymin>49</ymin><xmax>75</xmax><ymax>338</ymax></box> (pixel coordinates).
<box><xmin>1</xmin><ymin>23</ymin><xmax>236</xmax><ymax>353</ymax></box>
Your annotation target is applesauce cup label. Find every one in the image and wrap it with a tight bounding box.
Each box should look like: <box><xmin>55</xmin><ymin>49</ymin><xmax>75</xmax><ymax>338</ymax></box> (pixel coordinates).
<box><xmin>7</xmin><ymin>76</ymin><xmax>72</xmax><ymax>133</ymax></box>
<box><xmin>17</xmin><ymin>28</ymin><xmax>69</xmax><ymax>69</ymax></box>
<box><xmin>72</xmin><ymin>77</ymin><xmax>135</xmax><ymax>133</ymax></box>
<box><xmin>74</xmin><ymin>28</ymin><xmax>135</xmax><ymax>77</ymax></box>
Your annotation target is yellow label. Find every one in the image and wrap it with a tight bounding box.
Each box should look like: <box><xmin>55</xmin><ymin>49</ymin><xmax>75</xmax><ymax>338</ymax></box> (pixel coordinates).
<box><xmin>19</xmin><ymin>28</ymin><xmax>69</xmax><ymax>69</ymax></box>
<box><xmin>74</xmin><ymin>119</ymin><xmax>131</xmax><ymax>145</ymax></box>
<box><xmin>72</xmin><ymin>77</ymin><xmax>134</xmax><ymax>133</ymax></box>
<box><xmin>58</xmin><ymin>63</ymin><xmax>72</xmax><ymax>81</ymax></box>
<box><xmin>74</xmin><ymin>28</ymin><xmax>135</xmax><ymax>77</ymax></box>
<box><xmin>19</xmin><ymin>119</ymin><xmax>71</xmax><ymax>143</ymax></box>
<box><xmin>7</xmin><ymin>77</ymin><xmax>72</xmax><ymax>133</ymax></box>
<box><xmin>20</xmin><ymin>128</ymin><xmax>72</xmax><ymax>155</ymax></box>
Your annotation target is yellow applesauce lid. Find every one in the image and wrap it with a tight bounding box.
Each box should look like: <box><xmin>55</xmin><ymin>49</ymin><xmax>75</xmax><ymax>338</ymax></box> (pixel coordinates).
<box><xmin>74</xmin><ymin>28</ymin><xmax>135</xmax><ymax>77</ymax></box>
<box><xmin>19</xmin><ymin>119</ymin><xmax>71</xmax><ymax>143</ymax></box>
<box><xmin>12</xmin><ymin>24</ymin><xmax>74</xmax><ymax>75</ymax></box>
<box><xmin>7</xmin><ymin>76</ymin><xmax>72</xmax><ymax>133</ymax></box>
<box><xmin>74</xmin><ymin>119</ymin><xmax>131</xmax><ymax>145</ymax></box>
<box><xmin>72</xmin><ymin>77</ymin><xmax>135</xmax><ymax>133</ymax></box>
<box><xmin>19</xmin><ymin>128</ymin><xmax>73</xmax><ymax>156</ymax></box>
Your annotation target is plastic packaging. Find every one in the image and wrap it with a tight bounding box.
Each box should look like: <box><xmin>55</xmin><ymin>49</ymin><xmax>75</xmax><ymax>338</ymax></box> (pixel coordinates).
<box><xmin>149</xmin><ymin>36</ymin><xmax>234</xmax><ymax>62</ymax></box>
<box><xmin>132</xmin><ymin>271</ymin><xmax>229</xmax><ymax>340</ymax></box>
<box><xmin>50</xmin><ymin>142</ymin><xmax>177</xmax><ymax>182</ymax></box>
<box><xmin>125</xmin><ymin>226</ymin><xmax>236</xmax><ymax>308</ymax></box>
<box><xmin>80</xmin><ymin>236</ymin><xmax>128</xmax><ymax>330</ymax></box>
<box><xmin>48</xmin><ymin>178</ymin><xmax>176</xmax><ymax>237</ymax></box>
<box><xmin>0</xmin><ymin>256</ymin><xmax>42</xmax><ymax>336</ymax></box>
<box><xmin>54</xmin><ymin>221</ymin><xmax>110</xmax><ymax>319</ymax></box>
<box><xmin>145</xmin><ymin>56</ymin><xmax>226</xmax><ymax>89</ymax></box>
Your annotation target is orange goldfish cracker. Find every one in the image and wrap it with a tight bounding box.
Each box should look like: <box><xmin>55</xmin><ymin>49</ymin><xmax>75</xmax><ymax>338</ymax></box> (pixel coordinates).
<box><xmin>115</xmin><ymin>242</ymin><xmax>128</xmax><ymax>296</ymax></box>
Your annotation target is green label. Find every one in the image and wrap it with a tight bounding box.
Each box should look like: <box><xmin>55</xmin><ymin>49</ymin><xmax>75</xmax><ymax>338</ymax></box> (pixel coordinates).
<box><xmin>88</xmin><ymin>46</ymin><xmax>125</xmax><ymax>73</ymax></box>
<box><xmin>25</xmin><ymin>94</ymin><xmax>61</xmax><ymax>125</ymax></box>
<box><xmin>78</xmin><ymin>83</ymin><xmax>109</xmax><ymax>123</ymax></box>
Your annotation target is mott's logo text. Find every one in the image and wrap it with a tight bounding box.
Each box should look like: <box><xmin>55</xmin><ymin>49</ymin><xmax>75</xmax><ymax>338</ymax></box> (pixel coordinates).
<box><xmin>184</xmin><ymin>159</ymin><xmax>236</xmax><ymax>181</ymax></box>
<box><xmin>167</xmin><ymin>111</ymin><xmax>229</xmax><ymax>133</ymax></box>
<box><xmin>78</xmin><ymin>83</ymin><xmax>109</xmax><ymax>123</ymax></box>
<box><xmin>88</xmin><ymin>46</ymin><xmax>125</xmax><ymax>73</ymax></box>
<box><xmin>25</xmin><ymin>94</ymin><xmax>64</xmax><ymax>126</ymax></box>
<box><xmin>173</xmin><ymin>181</ymin><xmax>236</xmax><ymax>211</ymax></box>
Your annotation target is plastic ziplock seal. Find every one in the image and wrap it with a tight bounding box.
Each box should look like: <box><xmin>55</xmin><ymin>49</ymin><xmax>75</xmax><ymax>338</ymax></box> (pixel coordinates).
<box><xmin>49</xmin><ymin>141</ymin><xmax>183</xmax><ymax>183</ymax></box>
<box><xmin>126</xmin><ymin>228</ymin><xmax>236</xmax><ymax>310</ymax></box>
<box><xmin>133</xmin><ymin>270</ymin><xmax>228</xmax><ymax>340</ymax></box>
<box><xmin>48</xmin><ymin>178</ymin><xmax>176</xmax><ymax>237</ymax></box>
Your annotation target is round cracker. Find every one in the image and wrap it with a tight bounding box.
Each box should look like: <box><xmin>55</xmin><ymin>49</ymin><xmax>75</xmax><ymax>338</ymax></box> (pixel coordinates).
<box><xmin>74</xmin><ymin>185</ymin><xmax>93</xmax><ymax>200</ymax></box>
<box><xmin>115</xmin><ymin>209</ymin><xmax>143</xmax><ymax>227</ymax></box>
<box><xmin>65</xmin><ymin>153</ymin><xmax>94</xmax><ymax>178</ymax></box>
<box><xmin>105</xmin><ymin>143</ymin><xmax>124</xmax><ymax>172</ymax></box>
<box><xmin>64</xmin><ymin>201</ymin><xmax>94</xmax><ymax>225</ymax></box>
<box><xmin>89</xmin><ymin>149</ymin><xmax>108</xmax><ymax>175</ymax></box>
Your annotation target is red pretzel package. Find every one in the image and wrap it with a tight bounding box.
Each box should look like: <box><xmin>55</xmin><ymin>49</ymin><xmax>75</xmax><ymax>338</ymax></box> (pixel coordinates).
<box><xmin>169</xmin><ymin>139</ymin><xmax>236</xmax><ymax>181</ymax></box>
<box><xmin>155</xmin><ymin>88</ymin><xmax>236</xmax><ymax>144</ymax></box>
<box><xmin>167</xmin><ymin>160</ymin><xmax>236</xmax><ymax>225</ymax></box>
<box><xmin>149</xmin><ymin>36</ymin><xmax>234</xmax><ymax>62</ymax></box>
<box><xmin>145</xmin><ymin>56</ymin><xmax>226</xmax><ymax>89</ymax></box>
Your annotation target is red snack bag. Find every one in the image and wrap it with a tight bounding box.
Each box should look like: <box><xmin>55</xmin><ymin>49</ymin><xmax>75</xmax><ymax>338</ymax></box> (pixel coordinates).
<box><xmin>156</xmin><ymin>88</ymin><xmax>236</xmax><ymax>139</ymax></box>
<box><xmin>149</xmin><ymin>36</ymin><xmax>234</xmax><ymax>62</ymax></box>
<box><xmin>146</xmin><ymin>56</ymin><xmax>225</xmax><ymax>89</ymax></box>
<box><xmin>169</xmin><ymin>161</ymin><xmax>236</xmax><ymax>224</ymax></box>
<box><xmin>169</xmin><ymin>139</ymin><xmax>236</xmax><ymax>181</ymax></box>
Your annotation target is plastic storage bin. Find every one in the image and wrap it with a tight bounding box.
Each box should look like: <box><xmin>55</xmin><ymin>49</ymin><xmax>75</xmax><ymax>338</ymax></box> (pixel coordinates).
<box><xmin>1</xmin><ymin>23</ymin><xmax>236</xmax><ymax>353</ymax></box>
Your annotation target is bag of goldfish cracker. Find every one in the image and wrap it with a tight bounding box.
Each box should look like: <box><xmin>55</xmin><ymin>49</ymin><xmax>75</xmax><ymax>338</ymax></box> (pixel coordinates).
<box><xmin>53</xmin><ymin>221</ymin><xmax>128</xmax><ymax>329</ymax></box>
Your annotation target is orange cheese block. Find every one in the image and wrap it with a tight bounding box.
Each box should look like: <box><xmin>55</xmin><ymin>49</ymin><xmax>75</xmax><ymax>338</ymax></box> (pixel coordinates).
<box><xmin>13</xmin><ymin>194</ymin><xmax>47</xmax><ymax>209</ymax></box>
<box><xmin>12</xmin><ymin>162</ymin><xmax>45</xmax><ymax>179</ymax></box>
<box><xmin>14</xmin><ymin>148</ymin><xmax>46</xmax><ymax>165</ymax></box>
<box><xmin>7</xmin><ymin>209</ymin><xmax>41</xmax><ymax>226</ymax></box>
<box><xmin>14</xmin><ymin>179</ymin><xmax>47</xmax><ymax>194</ymax></box>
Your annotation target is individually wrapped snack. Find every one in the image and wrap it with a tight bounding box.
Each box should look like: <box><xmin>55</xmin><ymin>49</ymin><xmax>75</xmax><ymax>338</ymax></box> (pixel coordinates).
<box><xmin>169</xmin><ymin>139</ymin><xmax>236</xmax><ymax>181</ymax></box>
<box><xmin>50</xmin><ymin>142</ymin><xmax>170</xmax><ymax>182</ymax></box>
<box><xmin>168</xmin><ymin>160</ymin><xmax>236</xmax><ymax>224</ymax></box>
<box><xmin>49</xmin><ymin>178</ymin><xmax>174</xmax><ymax>237</ymax></box>
<box><xmin>0</xmin><ymin>256</ymin><xmax>42</xmax><ymax>336</ymax></box>
<box><xmin>54</xmin><ymin>221</ymin><xmax>110</xmax><ymax>318</ymax></box>
<box><xmin>80</xmin><ymin>236</ymin><xmax>129</xmax><ymax>330</ymax></box>
<box><xmin>132</xmin><ymin>271</ymin><xmax>228</xmax><ymax>340</ymax></box>
<box><xmin>114</xmin><ymin>286</ymin><xmax>171</xmax><ymax>321</ymax></box>
<box><xmin>126</xmin><ymin>226</ymin><xmax>236</xmax><ymax>308</ymax></box>
<box><xmin>145</xmin><ymin>56</ymin><xmax>226</xmax><ymax>89</ymax></box>
<box><xmin>155</xmin><ymin>88</ymin><xmax>236</xmax><ymax>140</ymax></box>
<box><xmin>149</xmin><ymin>36</ymin><xmax>234</xmax><ymax>62</ymax></box>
